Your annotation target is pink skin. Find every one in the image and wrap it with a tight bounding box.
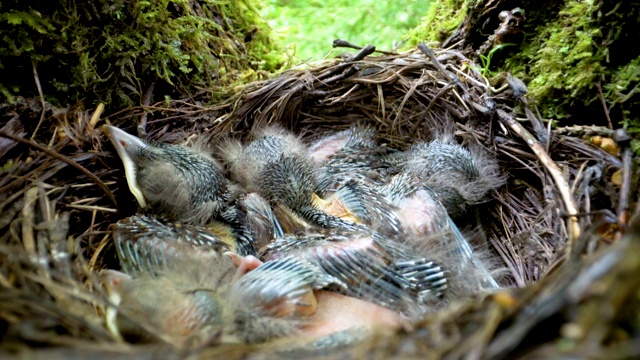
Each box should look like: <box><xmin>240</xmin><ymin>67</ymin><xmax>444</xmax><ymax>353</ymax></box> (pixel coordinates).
<box><xmin>307</xmin><ymin>131</ymin><xmax>351</xmax><ymax>167</ymax></box>
<box><xmin>224</xmin><ymin>252</ymin><xmax>263</xmax><ymax>281</ymax></box>
<box><xmin>229</xmin><ymin>254</ymin><xmax>408</xmax><ymax>338</ymax></box>
<box><xmin>395</xmin><ymin>189</ymin><xmax>445</xmax><ymax>239</ymax></box>
<box><xmin>301</xmin><ymin>291</ymin><xmax>409</xmax><ymax>338</ymax></box>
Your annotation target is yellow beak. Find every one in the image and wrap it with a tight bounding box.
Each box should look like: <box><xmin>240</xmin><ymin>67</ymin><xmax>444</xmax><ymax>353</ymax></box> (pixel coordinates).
<box><xmin>102</xmin><ymin>125</ymin><xmax>149</xmax><ymax>208</ymax></box>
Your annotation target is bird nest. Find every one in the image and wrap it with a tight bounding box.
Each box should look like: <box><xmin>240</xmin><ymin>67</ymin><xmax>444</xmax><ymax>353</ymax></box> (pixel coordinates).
<box><xmin>0</xmin><ymin>42</ymin><xmax>638</xmax><ymax>359</ymax></box>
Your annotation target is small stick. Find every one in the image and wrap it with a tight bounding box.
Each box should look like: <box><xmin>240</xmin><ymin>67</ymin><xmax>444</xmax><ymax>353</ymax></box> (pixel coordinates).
<box><xmin>31</xmin><ymin>60</ymin><xmax>47</xmax><ymax>141</ymax></box>
<box><xmin>614</xmin><ymin>129</ymin><xmax>633</xmax><ymax>224</ymax></box>
<box><xmin>418</xmin><ymin>42</ymin><xmax>457</xmax><ymax>84</ymax></box>
<box><xmin>21</xmin><ymin>187</ymin><xmax>39</xmax><ymax>257</ymax></box>
<box><xmin>595</xmin><ymin>80</ymin><xmax>613</xmax><ymax>129</ymax></box>
<box><xmin>318</xmin><ymin>44</ymin><xmax>375</xmax><ymax>81</ymax></box>
<box><xmin>0</xmin><ymin>131</ymin><xmax>118</xmax><ymax>209</ymax></box>
<box><xmin>138</xmin><ymin>82</ymin><xmax>156</xmax><ymax>138</ymax></box>
<box><xmin>332</xmin><ymin>39</ymin><xmax>397</xmax><ymax>55</ymax></box>
<box><xmin>554</xmin><ymin>125</ymin><xmax>616</xmax><ymax>136</ymax></box>
<box><xmin>496</xmin><ymin>110</ymin><xmax>581</xmax><ymax>245</ymax></box>
<box><xmin>89</xmin><ymin>103</ymin><xmax>105</xmax><ymax>130</ymax></box>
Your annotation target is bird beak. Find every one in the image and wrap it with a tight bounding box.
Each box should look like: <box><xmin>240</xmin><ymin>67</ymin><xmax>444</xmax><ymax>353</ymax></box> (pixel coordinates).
<box><xmin>99</xmin><ymin>269</ymin><xmax>132</xmax><ymax>340</ymax></box>
<box><xmin>102</xmin><ymin>125</ymin><xmax>149</xmax><ymax>208</ymax></box>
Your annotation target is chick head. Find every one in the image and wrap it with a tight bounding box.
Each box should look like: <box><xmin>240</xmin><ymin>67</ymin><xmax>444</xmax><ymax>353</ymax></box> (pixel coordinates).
<box><xmin>103</xmin><ymin>125</ymin><xmax>228</xmax><ymax>224</ymax></box>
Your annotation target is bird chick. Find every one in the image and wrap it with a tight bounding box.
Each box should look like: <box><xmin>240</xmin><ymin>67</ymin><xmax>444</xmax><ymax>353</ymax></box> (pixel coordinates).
<box><xmin>112</xmin><ymin>215</ymin><xmax>256</xmax><ymax>275</ymax></box>
<box><xmin>100</xmin><ymin>252</ymin><xmax>235</xmax><ymax>348</ymax></box>
<box><xmin>260</xmin><ymin>291</ymin><xmax>409</xmax><ymax>355</ymax></box>
<box><xmin>100</xmin><ymin>253</ymin><xmax>348</xmax><ymax>348</ymax></box>
<box><xmin>399</xmin><ymin>137</ymin><xmax>504</xmax><ymax>218</ymax></box>
<box><xmin>313</xmin><ymin>179</ymin><xmax>405</xmax><ymax>239</ymax></box>
<box><xmin>228</xmin><ymin>254</ymin><xmax>410</xmax><ymax>347</ymax></box>
<box><xmin>220</xmin><ymin>126</ymin><xmax>352</xmax><ymax>229</ymax></box>
<box><xmin>103</xmin><ymin>125</ymin><xmax>233</xmax><ymax>225</ymax></box>
<box><xmin>228</xmin><ymin>255</ymin><xmax>347</xmax><ymax>344</ymax></box>
<box><xmin>379</xmin><ymin>173</ymin><xmax>501</xmax><ymax>299</ymax></box>
<box><xmin>307</xmin><ymin>125</ymin><xmax>378</xmax><ymax>167</ymax></box>
<box><xmin>260</xmin><ymin>224</ymin><xmax>448</xmax><ymax>317</ymax></box>
<box><xmin>306</xmin><ymin>126</ymin><xmax>407</xmax><ymax>237</ymax></box>
<box><xmin>309</xmin><ymin>125</ymin><xmax>401</xmax><ymax>194</ymax></box>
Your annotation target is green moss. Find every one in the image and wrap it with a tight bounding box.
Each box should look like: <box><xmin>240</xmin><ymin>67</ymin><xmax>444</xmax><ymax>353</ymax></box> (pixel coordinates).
<box><xmin>0</xmin><ymin>0</ymin><xmax>285</xmax><ymax>108</ymax></box>
<box><xmin>404</xmin><ymin>0</ymin><xmax>474</xmax><ymax>45</ymax></box>
<box><xmin>1</xmin><ymin>159</ymin><xmax>14</xmax><ymax>173</ymax></box>
<box><xmin>505</xmin><ymin>1</ymin><xmax>606</xmax><ymax>119</ymax></box>
<box><xmin>608</xmin><ymin>56</ymin><xmax>640</xmax><ymax>136</ymax></box>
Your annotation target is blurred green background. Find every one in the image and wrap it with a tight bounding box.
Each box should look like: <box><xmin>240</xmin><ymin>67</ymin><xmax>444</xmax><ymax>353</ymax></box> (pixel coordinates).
<box><xmin>259</xmin><ymin>0</ymin><xmax>433</xmax><ymax>62</ymax></box>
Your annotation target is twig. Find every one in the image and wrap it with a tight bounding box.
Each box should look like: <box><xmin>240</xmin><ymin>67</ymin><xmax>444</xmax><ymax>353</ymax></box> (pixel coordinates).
<box><xmin>522</xmin><ymin>105</ymin><xmax>547</xmax><ymax>143</ymax></box>
<box><xmin>318</xmin><ymin>44</ymin><xmax>375</xmax><ymax>82</ymax></box>
<box><xmin>496</xmin><ymin>110</ymin><xmax>580</xmax><ymax>245</ymax></box>
<box><xmin>31</xmin><ymin>60</ymin><xmax>46</xmax><ymax>141</ymax></box>
<box><xmin>138</xmin><ymin>81</ymin><xmax>156</xmax><ymax>138</ymax></box>
<box><xmin>418</xmin><ymin>42</ymin><xmax>457</xmax><ymax>84</ymax></box>
<box><xmin>554</xmin><ymin>125</ymin><xmax>616</xmax><ymax>136</ymax></box>
<box><xmin>595</xmin><ymin>80</ymin><xmax>613</xmax><ymax>129</ymax></box>
<box><xmin>0</xmin><ymin>131</ymin><xmax>118</xmax><ymax>209</ymax></box>
<box><xmin>614</xmin><ymin>129</ymin><xmax>633</xmax><ymax>224</ymax></box>
<box><xmin>320</xmin><ymin>66</ymin><xmax>359</xmax><ymax>85</ymax></box>
<box><xmin>332</xmin><ymin>39</ymin><xmax>397</xmax><ymax>55</ymax></box>
<box><xmin>65</xmin><ymin>204</ymin><xmax>118</xmax><ymax>213</ymax></box>
<box><xmin>89</xmin><ymin>233</ymin><xmax>112</xmax><ymax>270</ymax></box>
<box><xmin>21</xmin><ymin>187</ymin><xmax>39</xmax><ymax>257</ymax></box>
<box><xmin>505</xmin><ymin>73</ymin><xmax>548</xmax><ymax>145</ymax></box>
<box><xmin>89</xmin><ymin>103</ymin><xmax>105</xmax><ymax>130</ymax></box>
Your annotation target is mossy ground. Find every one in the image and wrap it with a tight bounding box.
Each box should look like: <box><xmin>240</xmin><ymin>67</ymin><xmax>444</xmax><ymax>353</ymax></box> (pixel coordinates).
<box><xmin>406</xmin><ymin>0</ymin><xmax>640</xmax><ymax>139</ymax></box>
<box><xmin>2</xmin><ymin>0</ymin><xmax>638</xmax><ymax>140</ymax></box>
<box><xmin>404</xmin><ymin>0</ymin><xmax>472</xmax><ymax>45</ymax></box>
<box><xmin>0</xmin><ymin>0</ymin><xmax>286</xmax><ymax>109</ymax></box>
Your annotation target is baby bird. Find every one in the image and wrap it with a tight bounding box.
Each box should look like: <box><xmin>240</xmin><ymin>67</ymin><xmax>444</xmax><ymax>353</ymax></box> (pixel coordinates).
<box><xmin>307</xmin><ymin>126</ymin><xmax>405</xmax><ymax>237</ymax></box>
<box><xmin>221</xmin><ymin>126</ymin><xmax>352</xmax><ymax>230</ymax></box>
<box><xmin>399</xmin><ymin>137</ymin><xmax>504</xmax><ymax>218</ymax></box>
<box><xmin>260</xmin><ymin>224</ymin><xmax>448</xmax><ymax>317</ymax></box>
<box><xmin>112</xmin><ymin>215</ymin><xmax>256</xmax><ymax>274</ymax></box>
<box><xmin>101</xmin><ymin>250</ymin><xmax>401</xmax><ymax>348</ymax></box>
<box><xmin>309</xmin><ymin>125</ymin><xmax>400</xmax><ymax>194</ymax></box>
<box><xmin>379</xmin><ymin>172</ymin><xmax>500</xmax><ymax>297</ymax></box>
<box><xmin>103</xmin><ymin>124</ymin><xmax>233</xmax><ymax>225</ymax></box>
<box><xmin>100</xmin><ymin>252</ymin><xmax>233</xmax><ymax>348</ymax></box>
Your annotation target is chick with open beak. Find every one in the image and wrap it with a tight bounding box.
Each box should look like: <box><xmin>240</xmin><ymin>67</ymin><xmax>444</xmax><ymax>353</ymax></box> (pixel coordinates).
<box><xmin>102</xmin><ymin>125</ymin><xmax>233</xmax><ymax>225</ymax></box>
